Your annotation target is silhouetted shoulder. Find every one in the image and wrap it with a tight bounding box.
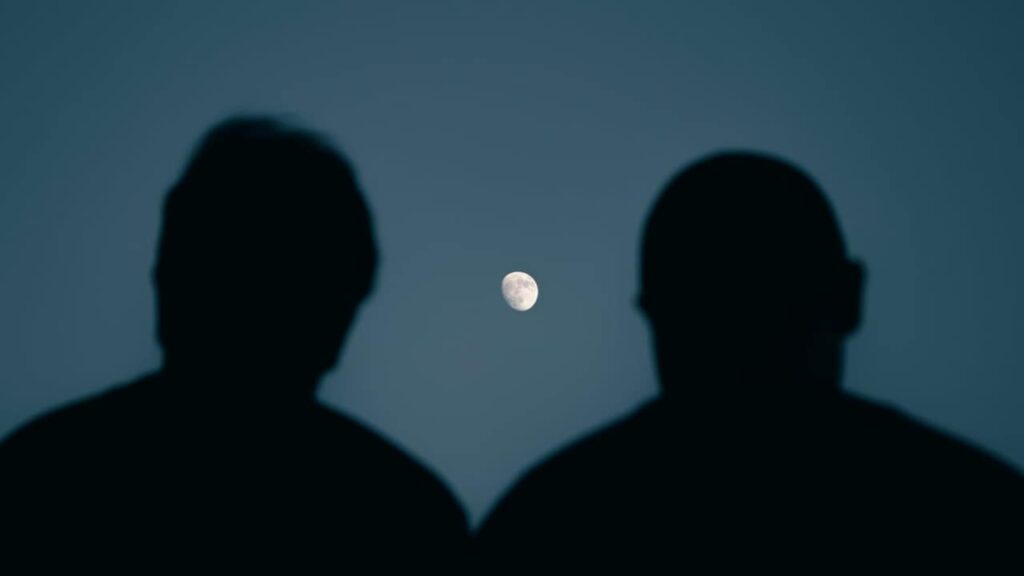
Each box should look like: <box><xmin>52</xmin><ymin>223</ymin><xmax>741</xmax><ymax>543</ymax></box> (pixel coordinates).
<box><xmin>1</xmin><ymin>373</ymin><xmax>469</xmax><ymax>568</ymax></box>
<box><xmin>840</xmin><ymin>394</ymin><xmax>1022</xmax><ymax>484</ymax></box>
<box><xmin>834</xmin><ymin>394</ymin><xmax>1022</xmax><ymax>560</ymax></box>
<box><xmin>311</xmin><ymin>403</ymin><xmax>468</xmax><ymax>525</ymax></box>
<box><xmin>478</xmin><ymin>400</ymin><xmax>664</xmax><ymax>544</ymax></box>
<box><xmin>2</xmin><ymin>374</ymin><xmax>470</xmax><ymax>532</ymax></box>
<box><xmin>0</xmin><ymin>373</ymin><xmax>162</xmax><ymax>460</ymax></box>
<box><xmin>0</xmin><ymin>375</ymin><xmax>166</xmax><ymax>562</ymax></box>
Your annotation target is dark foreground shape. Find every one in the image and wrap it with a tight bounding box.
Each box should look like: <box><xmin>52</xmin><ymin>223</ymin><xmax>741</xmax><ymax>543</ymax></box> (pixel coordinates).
<box><xmin>1</xmin><ymin>118</ymin><xmax>467</xmax><ymax>570</ymax></box>
<box><xmin>476</xmin><ymin>152</ymin><xmax>1022</xmax><ymax>571</ymax></box>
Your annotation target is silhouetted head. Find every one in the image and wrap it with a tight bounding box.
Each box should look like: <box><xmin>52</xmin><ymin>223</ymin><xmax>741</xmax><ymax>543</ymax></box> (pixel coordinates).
<box><xmin>639</xmin><ymin>152</ymin><xmax>863</xmax><ymax>409</ymax></box>
<box><xmin>154</xmin><ymin>117</ymin><xmax>377</xmax><ymax>399</ymax></box>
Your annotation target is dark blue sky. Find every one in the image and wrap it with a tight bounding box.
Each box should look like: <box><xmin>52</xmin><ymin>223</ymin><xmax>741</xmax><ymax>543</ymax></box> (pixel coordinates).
<box><xmin>2</xmin><ymin>1</ymin><xmax>1022</xmax><ymax>523</ymax></box>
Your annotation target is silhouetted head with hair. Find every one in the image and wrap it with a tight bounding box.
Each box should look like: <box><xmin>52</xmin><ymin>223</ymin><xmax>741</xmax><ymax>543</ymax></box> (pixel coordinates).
<box><xmin>153</xmin><ymin>117</ymin><xmax>377</xmax><ymax>401</ymax></box>
<box><xmin>639</xmin><ymin>152</ymin><xmax>863</xmax><ymax>412</ymax></box>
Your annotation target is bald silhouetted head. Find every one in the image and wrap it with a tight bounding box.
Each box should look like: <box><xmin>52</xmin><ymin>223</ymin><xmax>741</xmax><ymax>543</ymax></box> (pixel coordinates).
<box><xmin>154</xmin><ymin>117</ymin><xmax>377</xmax><ymax>398</ymax></box>
<box><xmin>639</xmin><ymin>152</ymin><xmax>863</xmax><ymax>408</ymax></box>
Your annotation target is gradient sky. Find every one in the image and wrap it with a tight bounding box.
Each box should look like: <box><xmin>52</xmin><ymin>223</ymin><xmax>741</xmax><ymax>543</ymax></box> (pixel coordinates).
<box><xmin>2</xmin><ymin>1</ymin><xmax>1022</xmax><ymax>524</ymax></box>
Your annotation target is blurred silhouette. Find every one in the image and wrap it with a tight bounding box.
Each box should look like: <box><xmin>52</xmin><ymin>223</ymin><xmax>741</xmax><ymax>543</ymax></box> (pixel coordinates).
<box><xmin>476</xmin><ymin>152</ymin><xmax>1022</xmax><ymax>570</ymax></box>
<box><xmin>0</xmin><ymin>117</ymin><xmax>467</xmax><ymax>569</ymax></box>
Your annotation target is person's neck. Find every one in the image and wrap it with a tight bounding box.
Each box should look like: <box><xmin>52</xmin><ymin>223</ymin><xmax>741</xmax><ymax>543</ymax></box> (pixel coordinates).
<box><xmin>659</xmin><ymin>374</ymin><xmax>841</xmax><ymax>421</ymax></box>
<box><xmin>158</xmin><ymin>364</ymin><xmax>319</xmax><ymax>412</ymax></box>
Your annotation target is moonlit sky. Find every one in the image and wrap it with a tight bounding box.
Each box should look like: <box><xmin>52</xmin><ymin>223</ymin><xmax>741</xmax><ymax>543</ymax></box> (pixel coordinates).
<box><xmin>1</xmin><ymin>1</ymin><xmax>1022</xmax><ymax>524</ymax></box>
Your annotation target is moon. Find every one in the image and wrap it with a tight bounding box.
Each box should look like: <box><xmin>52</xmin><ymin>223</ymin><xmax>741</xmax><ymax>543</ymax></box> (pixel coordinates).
<box><xmin>502</xmin><ymin>271</ymin><xmax>539</xmax><ymax>311</ymax></box>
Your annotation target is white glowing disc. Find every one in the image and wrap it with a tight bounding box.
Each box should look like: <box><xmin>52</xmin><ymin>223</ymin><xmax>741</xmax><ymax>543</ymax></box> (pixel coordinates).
<box><xmin>501</xmin><ymin>271</ymin><xmax>539</xmax><ymax>311</ymax></box>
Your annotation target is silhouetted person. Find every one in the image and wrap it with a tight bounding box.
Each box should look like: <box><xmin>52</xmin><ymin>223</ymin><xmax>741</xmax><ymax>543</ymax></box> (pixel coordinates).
<box><xmin>476</xmin><ymin>152</ymin><xmax>1022</xmax><ymax>571</ymax></box>
<box><xmin>0</xmin><ymin>118</ymin><xmax>467</xmax><ymax>569</ymax></box>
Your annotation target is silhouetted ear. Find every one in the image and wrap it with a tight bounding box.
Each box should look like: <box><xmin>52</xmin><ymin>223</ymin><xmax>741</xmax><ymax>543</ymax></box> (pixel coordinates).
<box><xmin>152</xmin><ymin>265</ymin><xmax>167</xmax><ymax>349</ymax></box>
<box><xmin>635</xmin><ymin>292</ymin><xmax>669</xmax><ymax>327</ymax></box>
<box><xmin>636</xmin><ymin>293</ymin><xmax>649</xmax><ymax>318</ymax></box>
<box><xmin>835</xmin><ymin>259</ymin><xmax>865</xmax><ymax>335</ymax></box>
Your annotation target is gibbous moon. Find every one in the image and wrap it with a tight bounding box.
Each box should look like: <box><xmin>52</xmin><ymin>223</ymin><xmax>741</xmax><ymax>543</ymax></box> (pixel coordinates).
<box><xmin>502</xmin><ymin>271</ymin><xmax>539</xmax><ymax>311</ymax></box>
